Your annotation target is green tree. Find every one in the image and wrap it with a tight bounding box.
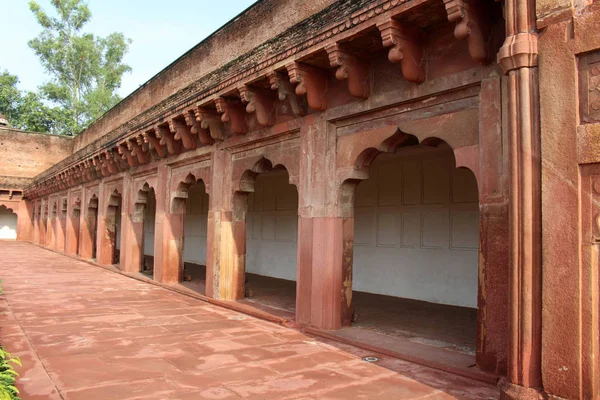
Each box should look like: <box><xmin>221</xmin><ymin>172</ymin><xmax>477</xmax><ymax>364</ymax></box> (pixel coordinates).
<box><xmin>0</xmin><ymin>71</ymin><xmax>22</xmax><ymax>124</ymax></box>
<box><xmin>0</xmin><ymin>69</ymin><xmax>66</xmax><ymax>133</ymax></box>
<box><xmin>28</xmin><ymin>0</ymin><xmax>132</xmax><ymax>135</ymax></box>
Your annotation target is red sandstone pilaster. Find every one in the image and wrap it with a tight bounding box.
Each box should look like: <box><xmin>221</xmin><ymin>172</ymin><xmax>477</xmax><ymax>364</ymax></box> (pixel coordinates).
<box><xmin>498</xmin><ymin>0</ymin><xmax>543</xmax><ymax>396</ymax></box>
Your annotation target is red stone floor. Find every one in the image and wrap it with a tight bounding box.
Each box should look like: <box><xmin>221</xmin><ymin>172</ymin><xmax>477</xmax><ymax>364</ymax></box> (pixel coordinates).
<box><xmin>0</xmin><ymin>241</ymin><xmax>498</xmax><ymax>399</ymax></box>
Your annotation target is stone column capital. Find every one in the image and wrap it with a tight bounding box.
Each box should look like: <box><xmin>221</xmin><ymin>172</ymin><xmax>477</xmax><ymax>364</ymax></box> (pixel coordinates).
<box><xmin>498</xmin><ymin>32</ymin><xmax>539</xmax><ymax>73</ymax></box>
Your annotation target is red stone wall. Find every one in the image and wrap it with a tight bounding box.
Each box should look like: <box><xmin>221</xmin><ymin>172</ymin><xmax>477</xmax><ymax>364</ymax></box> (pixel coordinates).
<box><xmin>0</xmin><ymin>127</ymin><xmax>73</xmax><ymax>180</ymax></box>
<box><xmin>537</xmin><ymin>2</ymin><xmax>600</xmax><ymax>399</ymax></box>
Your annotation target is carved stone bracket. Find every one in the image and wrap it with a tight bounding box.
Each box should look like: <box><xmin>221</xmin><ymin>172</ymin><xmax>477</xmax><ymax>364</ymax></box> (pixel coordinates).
<box><xmin>184</xmin><ymin>110</ymin><xmax>212</xmax><ymax>145</ymax></box>
<box><xmin>497</xmin><ymin>32</ymin><xmax>538</xmax><ymax>73</ymax></box>
<box><xmin>443</xmin><ymin>0</ymin><xmax>489</xmax><ymax>62</ymax></box>
<box><xmin>156</xmin><ymin>124</ymin><xmax>182</xmax><ymax>155</ymax></box>
<box><xmin>267</xmin><ymin>71</ymin><xmax>306</xmax><ymax>116</ymax></box>
<box><xmin>377</xmin><ymin>19</ymin><xmax>425</xmax><ymax>83</ymax></box>
<box><xmin>286</xmin><ymin>62</ymin><xmax>328</xmax><ymax>111</ymax></box>
<box><xmin>239</xmin><ymin>85</ymin><xmax>277</xmax><ymax>126</ymax></box>
<box><xmin>169</xmin><ymin>117</ymin><xmax>197</xmax><ymax>150</ymax></box>
<box><xmin>128</xmin><ymin>136</ymin><xmax>149</xmax><ymax>165</ymax></box>
<box><xmin>143</xmin><ymin>129</ymin><xmax>167</xmax><ymax>158</ymax></box>
<box><xmin>192</xmin><ymin>107</ymin><xmax>225</xmax><ymax>141</ymax></box>
<box><xmin>325</xmin><ymin>43</ymin><xmax>370</xmax><ymax>98</ymax></box>
<box><xmin>118</xmin><ymin>142</ymin><xmax>138</xmax><ymax>168</ymax></box>
<box><xmin>215</xmin><ymin>97</ymin><xmax>247</xmax><ymax>135</ymax></box>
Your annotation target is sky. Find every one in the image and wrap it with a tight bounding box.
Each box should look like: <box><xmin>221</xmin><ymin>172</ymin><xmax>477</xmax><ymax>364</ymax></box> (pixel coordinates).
<box><xmin>0</xmin><ymin>0</ymin><xmax>257</xmax><ymax>98</ymax></box>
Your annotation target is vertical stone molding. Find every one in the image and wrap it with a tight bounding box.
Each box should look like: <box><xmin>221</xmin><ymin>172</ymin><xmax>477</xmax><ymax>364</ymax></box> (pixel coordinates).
<box><xmin>497</xmin><ymin>0</ymin><xmax>542</xmax><ymax>396</ymax></box>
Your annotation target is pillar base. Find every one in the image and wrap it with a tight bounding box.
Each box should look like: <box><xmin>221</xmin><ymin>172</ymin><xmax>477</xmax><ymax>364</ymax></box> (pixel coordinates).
<box><xmin>499</xmin><ymin>378</ymin><xmax>544</xmax><ymax>400</ymax></box>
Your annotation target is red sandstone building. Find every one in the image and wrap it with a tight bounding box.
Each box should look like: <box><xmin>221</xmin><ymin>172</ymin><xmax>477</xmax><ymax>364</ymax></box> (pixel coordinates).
<box><xmin>1</xmin><ymin>0</ymin><xmax>599</xmax><ymax>398</ymax></box>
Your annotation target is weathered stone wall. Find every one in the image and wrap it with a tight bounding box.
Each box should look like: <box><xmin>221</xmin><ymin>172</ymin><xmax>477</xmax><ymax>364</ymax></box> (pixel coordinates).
<box><xmin>537</xmin><ymin>1</ymin><xmax>600</xmax><ymax>399</ymax></box>
<box><xmin>71</xmin><ymin>0</ymin><xmax>339</xmax><ymax>152</ymax></box>
<box><xmin>0</xmin><ymin>127</ymin><xmax>73</xmax><ymax>181</ymax></box>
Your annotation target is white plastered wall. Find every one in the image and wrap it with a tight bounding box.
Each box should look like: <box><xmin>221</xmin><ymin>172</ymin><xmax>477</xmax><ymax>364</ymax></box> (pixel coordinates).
<box><xmin>183</xmin><ymin>183</ymin><xmax>209</xmax><ymax>264</ymax></box>
<box><xmin>353</xmin><ymin>147</ymin><xmax>479</xmax><ymax>308</ymax></box>
<box><xmin>0</xmin><ymin>206</ymin><xmax>17</xmax><ymax>240</ymax></box>
<box><xmin>246</xmin><ymin>169</ymin><xmax>298</xmax><ymax>281</ymax></box>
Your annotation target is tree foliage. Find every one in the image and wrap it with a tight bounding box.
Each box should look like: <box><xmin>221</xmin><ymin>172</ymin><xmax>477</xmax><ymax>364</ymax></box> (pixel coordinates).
<box><xmin>28</xmin><ymin>0</ymin><xmax>132</xmax><ymax>135</ymax></box>
<box><xmin>0</xmin><ymin>69</ymin><xmax>67</xmax><ymax>133</ymax></box>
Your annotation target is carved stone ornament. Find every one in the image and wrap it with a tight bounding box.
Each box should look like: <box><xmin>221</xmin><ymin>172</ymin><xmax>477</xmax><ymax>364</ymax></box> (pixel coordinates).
<box><xmin>444</xmin><ymin>0</ymin><xmax>489</xmax><ymax>63</ymax></box>
<box><xmin>215</xmin><ymin>97</ymin><xmax>247</xmax><ymax>135</ymax></box>
<box><xmin>579</xmin><ymin>52</ymin><xmax>600</xmax><ymax>124</ymax></box>
<box><xmin>286</xmin><ymin>62</ymin><xmax>328</xmax><ymax>111</ymax></box>
<box><xmin>377</xmin><ymin>19</ymin><xmax>425</xmax><ymax>83</ymax></box>
<box><xmin>239</xmin><ymin>86</ymin><xmax>277</xmax><ymax>127</ymax></box>
<box><xmin>325</xmin><ymin>43</ymin><xmax>370</xmax><ymax>98</ymax></box>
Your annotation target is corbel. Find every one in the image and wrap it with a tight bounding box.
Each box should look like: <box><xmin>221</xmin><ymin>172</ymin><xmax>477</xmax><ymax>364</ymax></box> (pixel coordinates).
<box><xmin>286</xmin><ymin>62</ymin><xmax>328</xmax><ymax>111</ymax></box>
<box><xmin>184</xmin><ymin>110</ymin><xmax>213</xmax><ymax>145</ymax></box>
<box><xmin>239</xmin><ymin>85</ymin><xmax>277</xmax><ymax>127</ymax></box>
<box><xmin>325</xmin><ymin>43</ymin><xmax>370</xmax><ymax>98</ymax></box>
<box><xmin>377</xmin><ymin>19</ymin><xmax>425</xmax><ymax>83</ymax></box>
<box><xmin>102</xmin><ymin>150</ymin><xmax>119</xmax><ymax>174</ymax></box>
<box><xmin>443</xmin><ymin>0</ymin><xmax>489</xmax><ymax>62</ymax></box>
<box><xmin>267</xmin><ymin>71</ymin><xmax>306</xmax><ymax>116</ymax></box>
<box><xmin>118</xmin><ymin>142</ymin><xmax>138</xmax><ymax>168</ymax></box>
<box><xmin>156</xmin><ymin>123</ymin><xmax>181</xmax><ymax>155</ymax></box>
<box><xmin>169</xmin><ymin>117</ymin><xmax>196</xmax><ymax>150</ymax></box>
<box><xmin>128</xmin><ymin>136</ymin><xmax>149</xmax><ymax>165</ymax></box>
<box><xmin>143</xmin><ymin>129</ymin><xmax>167</xmax><ymax>158</ymax></box>
<box><xmin>93</xmin><ymin>155</ymin><xmax>109</xmax><ymax>177</ymax></box>
<box><xmin>192</xmin><ymin>107</ymin><xmax>224</xmax><ymax>141</ymax></box>
<box><xmin>215</xmin><ymin>97</ymin><xmax>247</xmax><ymax>135</ymax></box>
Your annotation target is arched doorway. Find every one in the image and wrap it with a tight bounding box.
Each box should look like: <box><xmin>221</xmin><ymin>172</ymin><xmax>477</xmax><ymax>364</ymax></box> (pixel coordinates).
<box><xmin>132</xmin><ymin>183</ymin><xmax>157</xmax><ymax>278</ymax></box>
<box><xmin>350</xmin><ymin>143</ymin><xmax>479</xmax><ymax>353</ymax></box>
<box><xmin>0</xmin><ymin>205</ymin><xmax>18</xmax><ymax>240</ymax></box>
<box><xmin>81</xmin><ymin>195</ymin><xmax>99</xmax><ymax>260</ymax></box>
<box><xmin>100</xmin><ymin>189</ymin><xmax>122</xmax><ymax>266</ymax></box>
<box><xmin>69</xmin><ymin>198</ymin><xmax>81</xmax><ymax>255</ymax></box>
<box><xmin>170</xmin><ymin>175</ymin><xmax>210</xmax><ymax>294</ymax></box>
<box><xmin>235</xmin><ymin>161</ymin><xmax>299</xmax><ymax>319</ymax></box>
<box><xmin>334</xmin><ymin>132</ymin><xmax>489</xmax><ymax>374</ymax></box>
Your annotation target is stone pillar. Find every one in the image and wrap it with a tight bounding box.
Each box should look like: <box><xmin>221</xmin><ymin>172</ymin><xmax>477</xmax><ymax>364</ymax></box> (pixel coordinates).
<box><xmin>207</xmin><ymin>148</ymin><xmax>246</xmax><ymax>300</ymax></box>
<box><xmin>119</xmin><ymin>174</ymin><xmax>137</xmax><ymax>273</ymax></box>
<box><xmin>497</xmin><ymin>0</ymin><xmax>542</xmax><ymax>396</ymax></box>
<box><xmin>294</xmin><ymin>117</ymin><xmax>353</xmax><ymax>329</ymax></box>
<box><xmin>39</xmin><ymin>199</ymin><xmax>47</xmax><ymax>246</ymax></box>
<box><xmin>65</xmin><ymin>192</ymin><xmax>80</xmax><ymax>256</ymax></box>
<box><xmin>206</xmin><ymin>149</ymin><xmax>227</xmax><ymax>299</ymax></box>
<box><xmin>97</xmin><ymin>183</ymin><xmax>119</xmax><ymax>266</ymax></box>
<box><xmin>161</xmin><ymin>210</ymin><xmax>185</xmax><ymax>283</ymax></box>
<box><xmin>32</xmin><ymin>203</ymin><xmax>39</xmax><ymax>244</ymax></box>
<box><xmin>153</xmin><ymin>165</ymin><xmax>168</xmax><ymax>282</ymax></box>
<box><xmin>80</xmin><ymin>193</ymin><xmax>97</xmax><ymax>260</ymax></box>
<box><xmin>56</xmin><ymin>203</ymin><xmax>66</xmax><ymax>252</ymax></box>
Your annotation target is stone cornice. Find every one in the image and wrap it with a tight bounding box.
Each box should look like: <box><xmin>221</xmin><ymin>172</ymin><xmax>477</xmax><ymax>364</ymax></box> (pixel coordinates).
<box><xmin>23</xmin><ymin>0</ymin><xmax>491</xmax><ymax>199</ymax></box>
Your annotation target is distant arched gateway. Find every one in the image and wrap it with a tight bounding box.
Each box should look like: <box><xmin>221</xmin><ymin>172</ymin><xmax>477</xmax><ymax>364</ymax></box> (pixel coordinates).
<box><xmin>0</xmin><ymin>205</ymin><xmax>18</xmax><ymax>240</ymax></box>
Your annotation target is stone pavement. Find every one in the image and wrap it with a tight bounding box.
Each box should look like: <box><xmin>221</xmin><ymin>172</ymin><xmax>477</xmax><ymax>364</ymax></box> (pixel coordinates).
<box><xmin>0</xmin><ymin>241</ymin><xmax>498</xmax><ymax>399</ymax></box>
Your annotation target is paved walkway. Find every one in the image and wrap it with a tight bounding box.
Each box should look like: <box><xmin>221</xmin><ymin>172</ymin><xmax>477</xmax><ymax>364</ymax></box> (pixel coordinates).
<box><xmin>0</xmin><ymin>241</ymin><xmax>498</xmax><ymax>400</ymax></box>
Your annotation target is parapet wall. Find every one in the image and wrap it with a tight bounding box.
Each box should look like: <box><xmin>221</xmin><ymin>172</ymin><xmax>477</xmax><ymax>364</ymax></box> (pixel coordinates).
<box><xmin>71</xmin><ymin>0</ymin><xmax>339</xmax><ymax>152</ymax></box>
<box><xmin>0</xmin><ymin>127</ymin><xmax>73</xmax><ymax>187</ymax></box>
